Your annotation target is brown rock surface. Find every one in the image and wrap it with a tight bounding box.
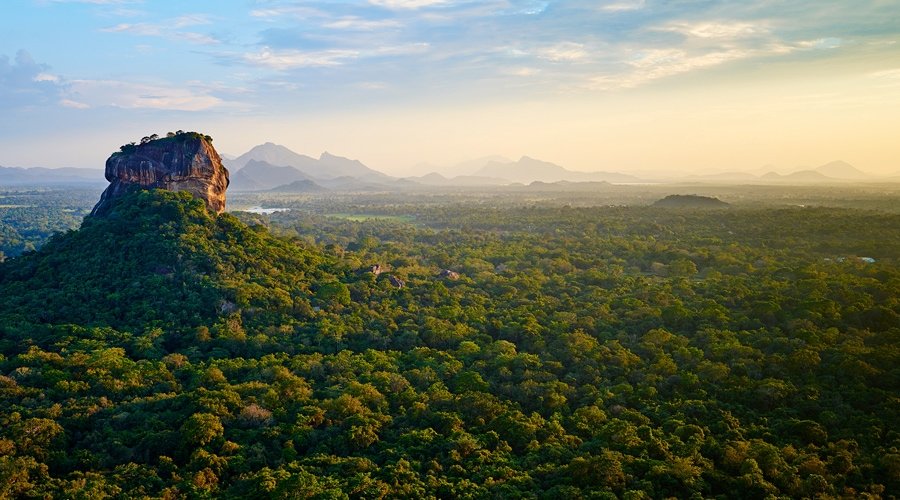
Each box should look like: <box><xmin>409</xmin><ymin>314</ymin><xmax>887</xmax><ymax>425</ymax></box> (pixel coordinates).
<box><xmin>91</xmin><ymin>133</ymin><xmax>229</xmax><ymax>216</ymax></box>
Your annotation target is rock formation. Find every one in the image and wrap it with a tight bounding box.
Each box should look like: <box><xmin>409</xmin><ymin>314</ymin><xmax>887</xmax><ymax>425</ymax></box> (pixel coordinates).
<box><xmin>438</xmin><ymin>269</ymin><xmax>460</xmax><ymax>280</ymax></box>
<box><xmin>91</xmin><ymin>132</ymin><xmax>229</xmax><ymax>216</ymax></box>
<box><xmin>388</xmin><ymin>275</ymin><xmax>405</xmax><ymax>288</ymax></box>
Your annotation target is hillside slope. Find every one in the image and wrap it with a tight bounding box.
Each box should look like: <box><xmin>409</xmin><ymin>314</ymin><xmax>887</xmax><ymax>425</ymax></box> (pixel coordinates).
<box><xmin>0</xmin><ymin>189</ymin><xmax>327</xmax><ymax>333</ymax></box>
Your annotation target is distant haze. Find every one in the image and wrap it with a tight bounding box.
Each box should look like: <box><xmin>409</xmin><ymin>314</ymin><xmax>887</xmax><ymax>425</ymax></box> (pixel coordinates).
<box><xmin>176</xmin><ymin>143</ymin><xmax>900</xmax><ymax>189</ymax></box>
<box><xmin>0</xmin><ymin>2</ymin><xmax>898</xmax><ymax>176</ymax></box>
<box><xmin>2</xmin><ymin>141</ymin><xmax>896</xmax><ymax>189</ymax></box>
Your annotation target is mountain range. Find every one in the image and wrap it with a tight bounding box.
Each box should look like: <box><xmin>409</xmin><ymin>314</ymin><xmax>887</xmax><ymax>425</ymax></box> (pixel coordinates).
<box><xmin>0</xmin><ymin>165</ymin><xmax>105</xmax><ymax>186</ymax></box>
<box><xmin>224</xmin><ymin>143</ymin><xmax>391</xmax><ymax>191</ymax></box>
<box><xmin>473</xmin><ymin>156</ymin><xmax>643</xmax><ymax>184</ymax></box>
<box><xmin>1</xmin><ymin>142</ymin><xmax>895</xmax><ymax>190</ymax></box>
<box><xmin>224</xmin><ymin>145</ymin><xmax>894</xmax><ymax>190</ymax></box>
<box><xmin>674</xmin><ymin>160</ymin><xmax>886</xmax><ymax>184</ymax></box>
<box><xmin>224</xmin><ymin>144</ymin><xmax>648</xmax><ymax>191</ymax></box>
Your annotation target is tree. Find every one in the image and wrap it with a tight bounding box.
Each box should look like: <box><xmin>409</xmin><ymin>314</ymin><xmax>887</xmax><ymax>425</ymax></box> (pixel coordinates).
<box><xmin>181</xmin><ymin>413</ymin><xmax>224</xmax><ymax>447</ymax></box>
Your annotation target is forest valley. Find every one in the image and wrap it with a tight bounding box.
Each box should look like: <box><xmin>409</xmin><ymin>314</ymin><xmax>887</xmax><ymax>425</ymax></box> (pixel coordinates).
<box><xmin>0</xmin><ymin>187</ymin><xmax>897</xmax><ymax>498</ymax></box>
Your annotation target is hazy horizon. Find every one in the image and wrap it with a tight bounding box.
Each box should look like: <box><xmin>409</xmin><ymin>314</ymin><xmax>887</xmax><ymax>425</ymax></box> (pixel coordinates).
<box><xmin>1</xmin><ymin>141</ymin><xmax>891</xmax><ymax>182</ymax></box>
<box><xmin>2</xmin><ymin>1</ymin><xmax>898</xmax><ymax>176</ymax></box>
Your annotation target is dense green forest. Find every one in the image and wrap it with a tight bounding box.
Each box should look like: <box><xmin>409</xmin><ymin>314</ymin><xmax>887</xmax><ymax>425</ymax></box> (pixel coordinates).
<box><xmin>0</xmin><ymin>188</ymin><xmax>898</xmax><ymax>498</ymax></box>
<box><xmin>0</xmin><ymin>190</ymin><xmax>95</xmax><ymax>260</ymax></box>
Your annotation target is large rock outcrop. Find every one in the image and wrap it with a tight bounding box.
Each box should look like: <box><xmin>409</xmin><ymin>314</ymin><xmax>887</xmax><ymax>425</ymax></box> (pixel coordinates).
<box><xmin>91</xmin><ymin>132</ymin><xmax>229</xmax><ymax>216</ymax></box>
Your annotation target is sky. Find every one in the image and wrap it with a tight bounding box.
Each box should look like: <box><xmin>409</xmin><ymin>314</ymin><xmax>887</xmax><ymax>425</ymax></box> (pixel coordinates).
<box><xmin>1</xmin><ymin>0</ymin><xmax>899</xmax><ymax>176</ymax></box>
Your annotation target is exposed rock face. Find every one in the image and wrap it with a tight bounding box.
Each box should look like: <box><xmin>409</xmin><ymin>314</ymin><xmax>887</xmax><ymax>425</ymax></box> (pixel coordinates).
<box><xmin>438</xmin><ymin>269</ymin><xmax>460</xmax><ymax>280</ymax></box>
<box><xmin>91</xmin><ymin>133</ymin><xmax>229</xmax><ymax>216</ymax></box>
<box><xmin>388</xmin><ymin>275</ymin><xmax>405</xmax><ymax>288</ymax></box>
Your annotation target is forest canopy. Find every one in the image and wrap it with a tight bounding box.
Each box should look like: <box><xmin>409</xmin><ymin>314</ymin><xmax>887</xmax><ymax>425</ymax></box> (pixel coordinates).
<box><xmin>0</xmin><ymin>188</ymin><xmax>897</xmax><ymax>498</ymax></box>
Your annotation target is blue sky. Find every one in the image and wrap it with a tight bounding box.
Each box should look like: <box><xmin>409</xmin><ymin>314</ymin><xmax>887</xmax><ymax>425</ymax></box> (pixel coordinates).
<box><xmin>1</xmin><ymin>0</ymin><xmax>899</xmax><ymax>175</ymax></box>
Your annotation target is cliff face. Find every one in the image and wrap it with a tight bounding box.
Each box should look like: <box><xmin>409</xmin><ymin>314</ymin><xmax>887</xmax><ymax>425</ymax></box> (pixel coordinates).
<box><xmin>91</xmin><ymin>133</ymin><xmax>229</xmax><ymax>216</ymax></box>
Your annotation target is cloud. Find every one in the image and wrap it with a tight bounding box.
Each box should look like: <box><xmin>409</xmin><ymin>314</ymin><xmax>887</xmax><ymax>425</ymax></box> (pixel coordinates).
<box><xmin>250</xmin><ymin>6</ymin><xmax>324</xmax><ymax>19</ymax></box>
<box><xmin>869</xmin><ymin>68</ymin><xmax>900</xmax><ymax>80</ymax></box>
<box><xmin>60</xmin><ymin>98</ymin><xmax>90</xmax><ymax>109</ymax></box>
<box><xmin>101</xmin><ymin>14</ymin><xmax>219</xmax><ymax>44</ymax></box>
<box><xmin>63</xmin><ymin>79</ymin><xmax>223</xmax><ymax>111</ymax></box>
<box><xmin>369</xmin><ymin>0</ymin><xmax>463</xmax><ymax>10</ymax></box>
<box><xmin>587</xmin><ymin>36</ymin><xmax>834</xmax><ymax>91</ymax></box>
<box><xmin>237</xmin><ymin>42</ymin><xmax>430</xmax><ymax>71</ymax></box>
<box><xmin>628</xmin><ymin>47</ymin><xmax>751</xmax><ymax>77</ymax></box>
<box><xmin>372</xmin><ymin>43</ymin><xmax>431</xmax><ymax>56</ymax></box>
<box><xmin>598</xmin><ymin>0</ymin><xmax>645</xmax><ymax>13</ymax></box>
<box><xmin>536</xmin><ymin>42</ymin><xmax>590</xmax><ymax>62</ymax></box>
<box><xmin>503</xmin><ymin>67</ymin><xmax>540</xmax><ymax>77</ymax></box>
<box><xmin>513</xmin><ymin>1</ymin><xmax>549</xmax><ymax>15</ymax></box>
<box><xmin>34</xmin><ymin>72</ymin><xmax>61</xmax><ymax>83</ymax></box>
<box><xmin>658</xmin><ymin>21</ymin><xmax>768</xmax><ymax>39</ymax></box>
<box><xmin>102</xmin><ymin>23</ymin><xmax>161</xmax><ymax>36</ymax></box>
<box><xmin>797</xmin><ymin>37</ymin><xmax>842</xmax><ymax>50</ymax></box>
<box><xmin>105</xmin><ymin>7</ymin><xmax>145</xmax><ymax>17</ymax></box>
<box><xmin>243</xmin><ymin>47</ymin><xmax>360</xmax><ymax>70</ymax></box>
<box><xmin>0</xmin><ymin>50</ymin><xmax>225</xmax><ymax>112</ymax></box>
<box><xmin>867</xmin><ymin>68</ymin><xmax>900</xmax><ymax>89</ymax></box>
<box><xmin>172</xmin><ymin>14</ymin><xmax>213</xmax><ymax>28</ymax></box>
<box><xmin>0</xmin><ymin>50</ymin><xmax>64</xmax><ymax>109</ymax></box>
<box><xmin>175</xmin><ymin>32</ymin><xmax>221</xmax><ymax>45</ymax></box>
<box><xmin>323</xmin><ymin>17</ymin><xmax>403</xmax><ymax>30</ymax></box>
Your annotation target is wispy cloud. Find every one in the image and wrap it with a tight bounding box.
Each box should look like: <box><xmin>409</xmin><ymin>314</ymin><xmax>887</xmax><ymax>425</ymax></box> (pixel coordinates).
<box><xmin>102</xmin><ymin>23</ymin><xmax>161</xmax><ymax>36</ymax></box>
<box><xmin>64</xmin><ymin>79</ymin><xmax>223</xmax><ymax>110</ymax></box>
<box><xmin>657</xmin><ymin>21</ymin><xmax>768</xmax><ymax>39</ymax></box>
<box><xmin>239</xmin><ymin>42</ymin><xmax>431</xmax><ymax>71</ymax></box>
<box><xmin>503</xmin><ymin>66</ymin><xmax>540</xmax><ymax>77</ymax></box>
<box><xmin>101</xmin><ymin>14</ymin><xmax>219</xmax><ymax>44</ymax></box>
<box><xmin>243</xmin><ymin>47</ymin><xmax>360</xmax><ymax>70</ymax></box>
<box><xmin>175</xmin><ymin>32</ymin><xmax>220</xmax><ymax>45</ymax></box>
<box><xmin>60</xmin><ymin>98</ymin><xmax>90</xmax><ymax>109</ymax></box>
<box><xmin>536</xmin><ymin>42</ymin><xmax>590</xmax><ymax>63</ymax></box>
<box><xmin>372</xmin><ymin>43</ymin><xmax>431</xmax><ymax>56</ymax></box>
<box><xmin>368</xmin><ymin>0</ymin><xmax>456</xmax><ymax>9</ymax></box>
<box><xmin>172</xmin><ymin>14</ymin><xmax>213</xmax><ymax>28</ymax></box>
<box><xmin>867</xmin><ymin>68</ymin><xmax>900</xmax><ymax>89</ymax></box>
<box><xmin>598</xmin><ymin>0</ymin><xmax>645</xmax><ymax>13</ymax></box>
<box><xmin>797</xmin><ymin>37</ymin><xmax>842</xmax><ymax>49</ymax></box>
<box><xmin>587</xmin><ymin>34</ymin><xmax>845</xmax><ymax>91</ymax></box>
<box><xmin>869</xmin><ymin>68</ymin><xmax>900</xmax><ymax>80</ymax></box>
<box><xmin>3</xmin><ymin>49</ymin><xmax>229</xmax><ymax>112</ymax></box>
<box><xmin>323</xmin><ymin>17</ymin><xmax>403</xmax><ymax>31</ymax></box>
<box><xmin>250</xmin><ymin>6</ymin><xmax>324</xmax><ymax>19</ymax></box>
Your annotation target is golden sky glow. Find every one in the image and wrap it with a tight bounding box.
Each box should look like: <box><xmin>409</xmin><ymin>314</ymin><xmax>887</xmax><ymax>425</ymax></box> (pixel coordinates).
<box><xmin>1</xmin><ymin>1</ymin><xmax>898</xmax><ymax>176</ymax></box>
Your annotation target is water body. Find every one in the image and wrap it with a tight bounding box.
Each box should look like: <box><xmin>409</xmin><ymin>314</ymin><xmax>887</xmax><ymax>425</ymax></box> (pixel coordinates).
<box><xmin>244</xmin><ymin>207</ymin><xmax>291</xmax><ymax>215</ymax></box>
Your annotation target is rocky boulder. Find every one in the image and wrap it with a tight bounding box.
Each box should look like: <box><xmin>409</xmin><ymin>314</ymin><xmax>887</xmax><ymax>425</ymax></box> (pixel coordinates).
<box><xmin>91</xmin><ymin>132</ymin><xmax>229</xmax><ymax>216</ymax></box>
<box><xmin>388</xmin><ymin>275</ymin><xmax>405</xmax><ymax>288</ymax></box>
<box><xmin>438</xmin><ymin>269</ymin><xmax>460</xmax><ymax>280</ymax></box>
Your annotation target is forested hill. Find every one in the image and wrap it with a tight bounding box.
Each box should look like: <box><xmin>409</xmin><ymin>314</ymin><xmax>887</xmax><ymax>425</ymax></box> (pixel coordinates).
<box><xmin>653</xmin><ymin>194</ymin><xmax>730</xmax><ymax>209</ymax></box>
<box><xmin>0</xmin><ymin>190</ymin><xmax>897</xmax><ymax>497</ymax></box>
<box><xmin>0</xmin><ymin>189</ymin><xmax>329</xmax><ymax>335</ymax></box>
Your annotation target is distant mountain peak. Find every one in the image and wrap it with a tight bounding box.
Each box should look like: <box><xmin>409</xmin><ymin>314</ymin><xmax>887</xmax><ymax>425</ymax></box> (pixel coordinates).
<box><xmin>226</xmin><ymin>143</ymin><xmax>392</xmax><ymax>190</ymax></box>
<box><xmin>474</xmin><ymin>155</ymin><xmax>641</xmax><ymax>184</ymax></box>
<box><xmin>815</xmin><ymin>160</ymin><xmax>868</xmax><ymax>179</ymax></box>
